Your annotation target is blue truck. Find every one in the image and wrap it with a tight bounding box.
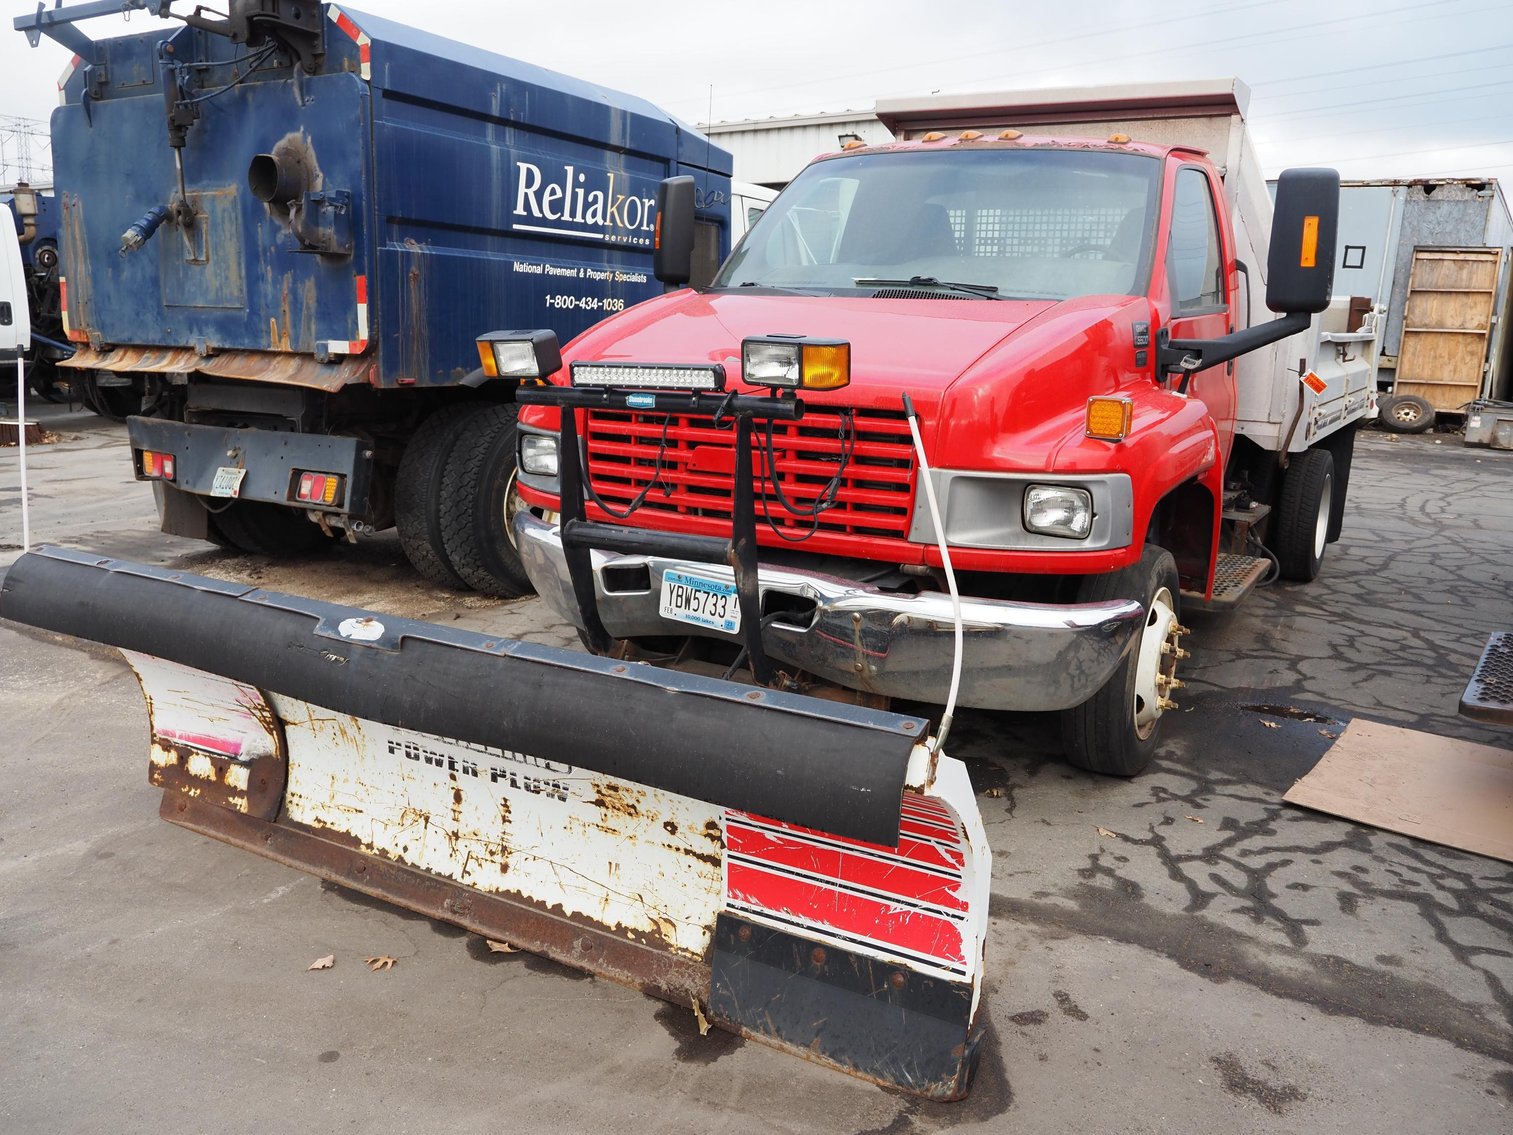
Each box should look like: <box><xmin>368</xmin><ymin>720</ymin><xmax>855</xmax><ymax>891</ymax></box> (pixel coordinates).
<box><xmin>0</xmin><ymin>184</ymin><xmax>82</xmax><ymax>405</ymax></box>
<box><xmin>19</xmin><ymin>0</ymin><xmax>733</xmax><ymax>591</ymax></box>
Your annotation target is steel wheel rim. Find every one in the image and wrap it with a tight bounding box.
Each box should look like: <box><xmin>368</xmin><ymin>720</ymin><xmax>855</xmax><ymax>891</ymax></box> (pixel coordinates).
<box><xmin>1132</xmin><ymin>585</ymin><xmax>1178</xmax><ymax>740</ymax></box>
<box><xmin>1313</xmin><ymin>472</ymin><xmax>1332</xmax><ymax>560</ymax></box>
<box><xmin>502</xmin><ymin>466</ymin><xmax>522</xmax><ymax>553</ymax></box>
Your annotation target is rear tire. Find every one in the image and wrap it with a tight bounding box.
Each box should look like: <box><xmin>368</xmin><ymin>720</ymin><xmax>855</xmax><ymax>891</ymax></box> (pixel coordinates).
<box><xmin>81</xmin><ymin>373</ymin><xmax>140</xmax><ymax>421</ymax></box>
<box><xmin>211</xmin><ymin>500</ymin><xmax>336</xmax><ymax>555</ymax></box>
<box><xmin>1321</xmin><ymin>424</ymin><xmax>1356</xmax><ymax>543</ymax></box>
<box><xmin>395</xmin><ymin>404</ymin><xmax>478</xmax><ymax>590</ymax></box>
<box><xmin>1378</xmin><ymin>393</ymin><xmax>1435</xmax><ymax>434</ymax></box>
<box><xmin>438</xmin><ymin>404</ymin><xmax>534</xmax><ymax>598</ymax></box>
<box><xmin>1060</xmin><ymin>546</ymin><xmax>1182</xmax><ymax>777</ymax></box>
<box><xmin>1273</xmin><ymin>447</ymin><xmax>1334</xmax><ymax>582</ymax></box>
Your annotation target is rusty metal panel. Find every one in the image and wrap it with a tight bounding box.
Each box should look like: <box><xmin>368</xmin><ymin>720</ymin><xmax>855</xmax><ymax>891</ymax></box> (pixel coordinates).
<box><xmin>126</xmin><ymin>651</ymin><xmax>286</xmax><ymax>820</ymax></box>
<box><xmin>276</xmin><ymin>706</ymin><xmax>725</xmax><ymax>960</ymax></box>
<box><xmin>61</xmin><ymin>344</ymin><xmax>370</xmax><ymax>392</ymax></box>
<box><xmin>162</xmin><ymin>794</ymin><xmax>712</xmax><ymax>1006</ymax></box>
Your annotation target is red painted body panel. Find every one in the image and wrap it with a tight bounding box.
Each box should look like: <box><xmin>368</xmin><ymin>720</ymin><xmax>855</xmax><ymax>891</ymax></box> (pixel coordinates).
<box><xmin>518</xmin><ymin>145</ymin><xmax>1244</xmax><ymax>590</ymax></box>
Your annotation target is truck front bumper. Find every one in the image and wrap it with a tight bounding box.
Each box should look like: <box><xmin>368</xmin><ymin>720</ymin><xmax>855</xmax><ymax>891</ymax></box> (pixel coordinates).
<box><xmin>515</xmin><ymin>511</ymin><xmax>1147</xmax><ymax>712</ymax></box>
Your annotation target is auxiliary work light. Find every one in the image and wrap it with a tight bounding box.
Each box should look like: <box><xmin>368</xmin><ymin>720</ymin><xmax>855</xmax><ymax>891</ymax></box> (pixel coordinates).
<box><xmin>474</xmin><ymin>329</ymin><xmax>562</xmax><ymax>381</ymax></box>
<box><xmin>741</xmin><ymin>337</ymin><xmax>851</xmax><ymax>391</ymax></box>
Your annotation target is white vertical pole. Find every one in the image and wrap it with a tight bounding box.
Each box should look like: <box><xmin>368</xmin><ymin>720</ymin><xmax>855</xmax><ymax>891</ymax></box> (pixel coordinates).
<box><xmin>16</xmin><ymin>355</ymin><xmax>29</xmax><ymax>551</ymax></box>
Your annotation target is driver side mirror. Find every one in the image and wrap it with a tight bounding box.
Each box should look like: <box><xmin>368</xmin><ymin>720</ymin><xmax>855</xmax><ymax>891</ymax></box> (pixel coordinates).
<box><xmin>653</xmin><ymin>176</ymin><xmax>696</xmax><ymax>287</ymax></box>
<box><xmin>1267</xmin><ymin>168</ymin><xmax>1339</xmax><ymax>315</ymax></box>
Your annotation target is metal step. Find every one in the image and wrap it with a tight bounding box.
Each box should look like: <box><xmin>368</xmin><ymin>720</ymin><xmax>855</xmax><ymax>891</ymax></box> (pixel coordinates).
<box><xmin>1181</xmin><ymin>553</ymin><xmax>1270</xmax><ymax>612</ymax></box>
<box><xmin>1460</xmin><ymin>632</ymin><xmax>1513</xmax><ymax>726</ymax></box>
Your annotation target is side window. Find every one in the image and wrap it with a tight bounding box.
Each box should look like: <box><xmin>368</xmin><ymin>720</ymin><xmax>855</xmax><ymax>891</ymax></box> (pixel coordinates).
<box><xmin>1168</xmin><ymin>168</ymin><xmax>1225</xmax><ymax>313</ymax></box>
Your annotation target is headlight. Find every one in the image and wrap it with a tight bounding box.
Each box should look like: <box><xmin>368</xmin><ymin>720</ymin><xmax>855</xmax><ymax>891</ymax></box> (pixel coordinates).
<box><xmin>1023</xmin><ymin>485</ymin><xmax>1093</xmax><ymax>539</ymax></box>
<box><xmin>519</xmin><ymin>433</ymin><xmax>560</xmax><ymax>476</ymax></box>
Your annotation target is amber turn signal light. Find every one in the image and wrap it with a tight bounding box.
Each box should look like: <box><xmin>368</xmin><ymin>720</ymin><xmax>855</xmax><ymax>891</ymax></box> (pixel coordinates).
<box><xmin>1085</xmin><ymin>397</ymin><xmax>1133</xmax><ymax>441</ymax></box>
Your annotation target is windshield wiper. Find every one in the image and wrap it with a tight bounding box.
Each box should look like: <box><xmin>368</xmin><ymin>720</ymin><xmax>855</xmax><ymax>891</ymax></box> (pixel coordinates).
<box><xmin>854</xmin><ymin>276</ymin><xmax>1005</xmax><ymax>299</ymax></box>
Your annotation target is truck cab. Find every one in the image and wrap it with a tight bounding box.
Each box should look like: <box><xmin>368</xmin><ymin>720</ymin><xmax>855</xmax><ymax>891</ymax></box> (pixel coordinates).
<box><xmin>504</xmin><ymin>81</ymin><xmax>1368</xmax><ymax>775</ymax></box>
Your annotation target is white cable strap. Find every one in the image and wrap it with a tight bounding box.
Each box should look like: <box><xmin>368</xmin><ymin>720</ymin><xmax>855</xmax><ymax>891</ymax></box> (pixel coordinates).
<box><xmin>902</xmin><ymin>394</ymin><xmax>962</xmax><ymax>758</ymax></box>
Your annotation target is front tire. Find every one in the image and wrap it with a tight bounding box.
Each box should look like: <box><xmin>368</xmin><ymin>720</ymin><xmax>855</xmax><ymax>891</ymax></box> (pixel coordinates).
<box><xmin>437</xmin><ymin>404</ymin><xmax>535</xmax><ymax>598</ymax></box>
<box><xmin>1060</xmin><ymin>546</ymin><xmax>1182</xmax><ymax>777</ymax></box>
<box><xmin>1273</xmin><ymin>447</ymin><xmax>1334</xmax><ymax>582</ymax></box>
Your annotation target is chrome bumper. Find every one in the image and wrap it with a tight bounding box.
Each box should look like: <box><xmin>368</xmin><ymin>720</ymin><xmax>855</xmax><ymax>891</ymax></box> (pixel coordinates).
<box><xmin>514</xmin><ymin>512</ymin><xmax>1146</xmax><ymax>712</ymax></box>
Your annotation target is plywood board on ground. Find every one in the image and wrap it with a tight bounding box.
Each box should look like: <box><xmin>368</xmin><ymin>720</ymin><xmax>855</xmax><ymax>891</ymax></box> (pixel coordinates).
<box><xmin>1284</xmin><ymin>718</ymin><xmax>1513</xmax><ymax>863</ymax></box>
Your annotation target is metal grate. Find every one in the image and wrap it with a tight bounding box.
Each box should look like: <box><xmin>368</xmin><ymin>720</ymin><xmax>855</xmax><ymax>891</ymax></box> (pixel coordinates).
<box><xmin>870</xmin><ymin>288</ymin><xmax>972</xmax><ymax>300</ymax></box>
<box><xmin>948</xmin><ymin>206</ymin><xmax>1126</xmax><ymax>258</ymax></box>
<box><xmin>583</xmin><ymin>406</ymin><xmax>917</xmax><ymax>540</ymax></box>
<box><xmin>1460</xmin><ymin>632</ymin><xmax>1513</xmax><ymax>725</ymax></box>
<box><xmin>1181</xmin><ymin>553</ymin><xmax>1269</xmax><ymax>612</ymax></box>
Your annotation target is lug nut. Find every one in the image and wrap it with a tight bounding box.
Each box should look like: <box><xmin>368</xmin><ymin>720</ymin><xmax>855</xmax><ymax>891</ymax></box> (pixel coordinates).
<box><xmin>1158</xmin><ymin>696</ymin><xmax>1179</xmax><ymax>711</ymax></box>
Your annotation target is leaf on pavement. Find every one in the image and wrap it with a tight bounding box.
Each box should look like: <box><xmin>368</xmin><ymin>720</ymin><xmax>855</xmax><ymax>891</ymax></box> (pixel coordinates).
<box><xmin>1184</xmin><ymin>815</ymin><xmax>1205</xmax><ymax>824</ymax></box>
<box><xmin>485</xmin><ymin>939</ymin><xmax>518</xmax><ymax>954</ymax></box>
<box><xmin>363</xmin><ymin>955</ymin><xmax>398</xmax><ymax>971</ymax></box>
<box><xmin>1095</xmin><ymin>826</ymin><xmax>1117</xmax><ymax>838</ymax></box>
<box><xmin>692</xmin><ymin>998</ymin><xmax>712</xmax><ymax>1037</ymax></box>
<box><xmin>307</xmin><ymin>954</ymin><xmax>335</xmax><ymax>971</ymax></box>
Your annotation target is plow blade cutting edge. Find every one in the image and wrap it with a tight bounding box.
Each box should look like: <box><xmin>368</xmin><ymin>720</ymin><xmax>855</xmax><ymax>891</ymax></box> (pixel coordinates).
<box><xmin>1</xmin><ymin>547</ymin><xmax>992</xmax><ymax>1100</ymax></box>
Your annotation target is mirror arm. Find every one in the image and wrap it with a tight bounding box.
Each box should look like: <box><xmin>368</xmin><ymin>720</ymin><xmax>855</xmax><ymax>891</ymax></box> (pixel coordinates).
<box><xmin>1158</xmin><ymin>311</ymin><xmax>1310</xmax><ymax>391</ymax></box>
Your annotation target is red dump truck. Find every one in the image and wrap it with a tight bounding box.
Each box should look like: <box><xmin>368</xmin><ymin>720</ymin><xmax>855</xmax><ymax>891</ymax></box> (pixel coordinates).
<box><xmin>507</xmin><ymin>79</ymin><xmax>1377</xmax><ymax>776</ymax></box>
<box><xmin>0</xmin><ymin>79</ymin><xmax>1374</xmax><ymax>1101</ymax></box>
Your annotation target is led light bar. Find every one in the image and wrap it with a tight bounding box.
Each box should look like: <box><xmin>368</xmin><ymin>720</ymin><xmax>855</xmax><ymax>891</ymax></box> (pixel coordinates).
<box><xmin>569</xmin><ymin>363</ymin><xmax>725</xmax><ymax>391</ymax></box>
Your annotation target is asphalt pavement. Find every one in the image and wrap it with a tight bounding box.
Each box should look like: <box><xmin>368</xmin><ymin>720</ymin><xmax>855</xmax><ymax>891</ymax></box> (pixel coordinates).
<box><xmin>1</xmin><ymin>409</ymin><xmax>1509</xmax><ymax>1134</ymax></box>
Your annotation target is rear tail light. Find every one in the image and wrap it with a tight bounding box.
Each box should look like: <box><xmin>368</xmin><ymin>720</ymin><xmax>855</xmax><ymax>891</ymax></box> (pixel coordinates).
<box><xmin>293</xmin><ymin>471</ymin><xmax>344</xmax><ymax>507</ymax></box>
<box><xmin>139</xmin><ymin>450</ymin><xmax>175</xmax><ymax>481</ymax></box>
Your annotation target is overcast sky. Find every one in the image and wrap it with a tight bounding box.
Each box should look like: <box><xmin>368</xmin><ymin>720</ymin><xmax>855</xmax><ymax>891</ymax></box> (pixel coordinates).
<box><xmin>1</xmin><ymin>0</ymin><xmax>1509</xmax><ymax>190</ymax></box>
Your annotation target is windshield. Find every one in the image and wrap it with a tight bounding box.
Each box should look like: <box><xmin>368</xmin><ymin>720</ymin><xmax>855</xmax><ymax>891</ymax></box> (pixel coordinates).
<box><xmin>715</xmin><ymin>148</ymin><xmax>1162</xmax><ymax>301</ymax></box>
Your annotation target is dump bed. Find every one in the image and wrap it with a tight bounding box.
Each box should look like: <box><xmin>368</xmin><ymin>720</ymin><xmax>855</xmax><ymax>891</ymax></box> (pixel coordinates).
<box><xmin>51</xmin><ymin>5</ymin><xmax>732</xmax><ymax>389</ymax></box>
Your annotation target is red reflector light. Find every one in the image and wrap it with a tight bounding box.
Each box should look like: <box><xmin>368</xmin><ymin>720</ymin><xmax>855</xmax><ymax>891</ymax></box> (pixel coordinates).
<box><xmin>293</xmin><ymin>470</ymin><xmax>343</xmax><ymax>506</ymax></box>
<box><xmin>139</xmin><ymin>450</ymin><xmax>175</xmax><ymax>481</ymax></box>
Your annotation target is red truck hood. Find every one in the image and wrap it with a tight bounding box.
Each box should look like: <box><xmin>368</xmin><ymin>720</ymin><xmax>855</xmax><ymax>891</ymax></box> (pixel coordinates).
<box><xmin>562</xmin><ymin>290</ymin><xmax>1055</xmax><ymax>410</ymax></box>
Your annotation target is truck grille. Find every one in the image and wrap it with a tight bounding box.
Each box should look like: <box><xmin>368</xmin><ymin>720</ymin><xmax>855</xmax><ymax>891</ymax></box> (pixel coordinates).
<box><xmin>583</xmin><ymin>406</ymin><xmax>917</xmax><ymax>539</ymax></box>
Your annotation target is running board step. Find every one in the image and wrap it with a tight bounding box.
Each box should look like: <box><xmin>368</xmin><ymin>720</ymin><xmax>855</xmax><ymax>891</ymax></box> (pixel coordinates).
<box><xmin>1460</xmin><ymin>631</ymin><xmax>1513</xmax><ymax>725</ymax></box>
<box><xmin>1181</xmin><ymin>553</ymin><xmax>1270</xmax><ymax>612</ymax></box>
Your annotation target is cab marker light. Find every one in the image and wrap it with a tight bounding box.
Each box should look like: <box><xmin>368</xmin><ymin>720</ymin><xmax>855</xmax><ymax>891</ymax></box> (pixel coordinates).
<box><xmin>1085</xmin><ymin>397</ymin><xmax>1133</xmax><ymax>441</ymax></box>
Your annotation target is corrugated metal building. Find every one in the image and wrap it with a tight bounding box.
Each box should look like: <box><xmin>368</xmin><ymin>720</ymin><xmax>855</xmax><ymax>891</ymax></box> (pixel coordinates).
<box><xmin>701</xmin><ymin>110</ymin><xmax>890</xmax><ymax>188</ymax></box>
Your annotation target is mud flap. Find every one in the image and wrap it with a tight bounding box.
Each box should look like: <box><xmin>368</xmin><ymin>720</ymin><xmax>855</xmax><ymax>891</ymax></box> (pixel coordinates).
<box><xmin>1</xmin><ymin>546</ymin><xmax>992</xmax><ymax>1100</ymax></box>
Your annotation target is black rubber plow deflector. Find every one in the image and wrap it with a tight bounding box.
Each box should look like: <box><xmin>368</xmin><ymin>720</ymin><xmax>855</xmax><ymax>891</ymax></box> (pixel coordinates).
<box><xmin>0</xmin><ymin>547</ymin><xmax>921</xmax><ymax>845</ymax></box>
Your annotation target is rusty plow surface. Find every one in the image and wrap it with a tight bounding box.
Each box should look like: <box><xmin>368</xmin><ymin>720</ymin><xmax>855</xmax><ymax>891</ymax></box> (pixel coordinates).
<box><xmin>0</xmin><ymin>547</ymin><xmax>993</xmax><ymax>1100</ymax></box>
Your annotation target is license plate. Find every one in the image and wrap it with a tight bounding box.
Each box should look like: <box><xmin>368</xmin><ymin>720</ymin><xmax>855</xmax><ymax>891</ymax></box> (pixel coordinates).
<box><xmin>210</xmin><ymin>466</ymin><xmax>246</xmax><ymax>499</ymax></box>
<box><xmin>659</xmin><ymin>569</ymin><xmax>741</xmax><ymax>634</ymax></box>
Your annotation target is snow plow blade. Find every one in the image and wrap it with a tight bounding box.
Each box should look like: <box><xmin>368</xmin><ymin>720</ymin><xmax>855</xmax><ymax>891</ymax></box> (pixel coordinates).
<box><xmin>1</xmin><ymin>547</ymin><xmax>992</xmax><ymax>1100</ymax></box>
